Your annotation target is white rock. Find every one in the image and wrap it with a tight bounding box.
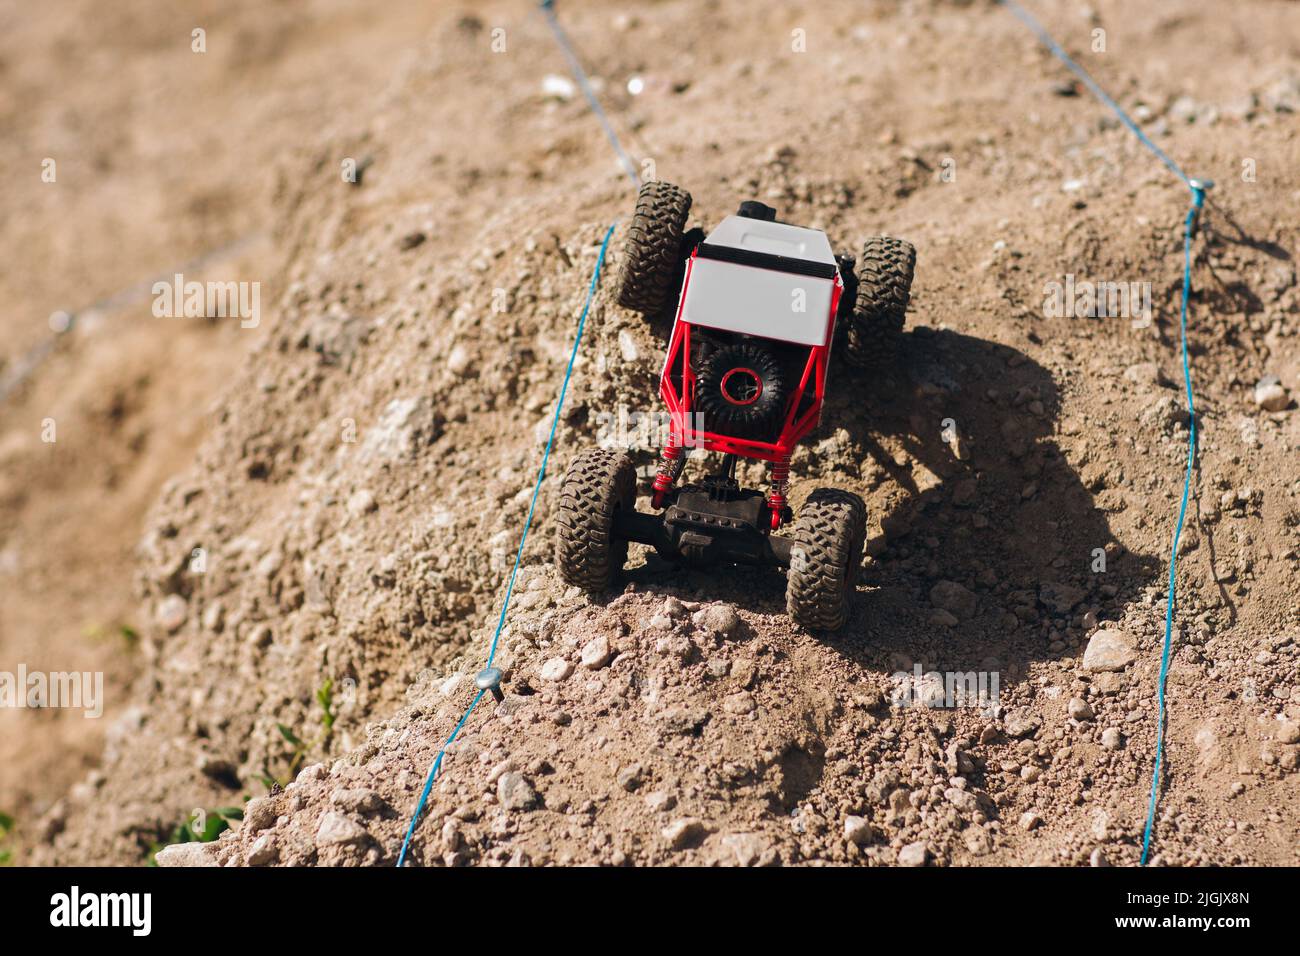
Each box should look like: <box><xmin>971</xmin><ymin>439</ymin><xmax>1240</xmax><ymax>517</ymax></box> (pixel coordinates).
<box><xmin>243</xmin><ymin>797</ymin><xmax>276</xmax><ymax>832</ymax></box>
<box><xmin>644</xmin><ymin>791</ymin><xmax>677</xmax><ymax>812</ymax></box>
<box><xmin>446</xmin><ymin>344</ymin><xmax>471</xmax><ymax>376</ymax></box>
<box><xmin>539</xmin><ymin>657</ymin><xmax>573</xmax><ymax>682</ymax></box>
<box><xmin>246</xmin><ymin>833</ymin><xmax>278</xmax><ymax>866</ymax></box>
<box><xmin>844</xmin><ymin>815</ymin><xmax>874</xmax><ymax>846</ymax></box>
<box><xmin>1254</xmin><ymin>376</ymin><xmax>1290</xmax><ymax>412</ymax></box>
<box><xmin>945</xmin><ymin>787</ymin><xmax>979</xmax><ymax>813</ymax></box>
<box><xmin>154</xmin><ymin>842</ymin><xmax>219</xmax><ymax>867</ymax></box>
<box><xmin>580</xmin><ymin>635</ymin><xmax>613</xmax><ymax>670</ymax></box>
<box><xmin>963</xmin><ymin>826</ymin><xmax>992</xmax><ymax>856</ymax></box>
<box><xmin>722</xmin><ymin>692</ymin><xmax>755</xmax><ymax>715</ymax></box>
<box><xmin>898</xmin><ymin>841</ymin><xmax>928</xmax><ymax>866</ymax></box>
<box><xmin>330</xmin><ymin>788</ymin><xmax>384</xmax><ymax>815</ymax></box>
<box><xmin>157</xmin><ymin>594</ymin><xmax>188</xmax><ymax>633</ymax></box>
<box><xmin>347</xmin><ymin>489</ymin><xmax>377</xmax><ymax>516</ymax></box>
<box><xmin>617</xmin><ymin>329</ymin><xmax>639</xmax><ymax>363</ymax></box>
<box><xmin>1083</xmin><ymin>629</ymin><xmax>1137</xmax><ymax>672</ymax></box>
<box><xmin>315</xmin><ymin>811</ymin><xmax>369</xmax><ymax>847</ymax></box>
<box><xmin>541</xmin><ymin>74</ymin><xmax>576</xmax><ymax>100</ymax></box>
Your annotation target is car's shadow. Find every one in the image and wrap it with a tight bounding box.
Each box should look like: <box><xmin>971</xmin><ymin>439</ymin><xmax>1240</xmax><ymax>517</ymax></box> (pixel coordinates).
<box><xmin>621</xmin><ymin>327</ymin><xmax>1162</xmax><ymax>691</ymax></box>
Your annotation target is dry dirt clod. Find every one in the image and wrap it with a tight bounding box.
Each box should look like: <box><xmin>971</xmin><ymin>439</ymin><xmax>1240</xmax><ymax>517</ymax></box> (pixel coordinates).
<box><xmin>929</xmin><ymin>581</ymin><xmax>978</xmax><ymax>620</ymax></box>
<box><xmin>497</xmin><ymin>772</ymin><xmax>538</xmax><ymax>811</ymax></box>
<box><xmin>331</xmin><ymin>788</ymin><xmax>385</xmax><ymax>815</ymax></box>
<box><xmin>663</xmin><ymin>818</ymin><xmax>706</xmax><ymax>850</ymax></box>
<box><xmin>315</xmin><ymin>812</ymin><xmax>369</xmax><ymax>847</ymax></box>
<box><xmin>247</xmin><ymin>833</ymin><xmax>278</xmax><ymax>866</ymax></box>
<box><xmin>1005</xmin><ymin>711</ymin><xmax>1042</xmax><ymax>739</ymax></box>
<box><xmin>693</xmin><ymin>604</ymin><xmax>741</xmax><ymax>635</ymax></box>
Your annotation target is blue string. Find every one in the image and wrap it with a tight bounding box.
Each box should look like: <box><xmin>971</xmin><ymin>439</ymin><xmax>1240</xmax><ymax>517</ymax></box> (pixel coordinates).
<box><xmin>997</xmin><ymin>0</ymin><xmax>1205</xmax><ymax>866</ymax></box>
<box><xmin>395</xmin><ymin>689</ymin><xmax>484</xmax><ymax>867</ymax></box>
<box><xmin>486</xmin><ymin>221</ymin><xmax>618</xmax><ymax>667</ymax></box>
<box><xmin>539</xmin><ymin>0</ymin><xmax>642</xmax><ymax>188</ymax></box>
<box><xmin>998</xmin><ymin>0</ymin><xmax>1191</xmax><ymax>187</ymax></box>
<box><xmin>395</xmin><ymin>222</ymin><xmax>617</xmax><ymax>866</ymax></box>
<box><xmin>1141</xmin><ymin>191</ymin><xmax>1203</xmax><ymax>865</ymax></box>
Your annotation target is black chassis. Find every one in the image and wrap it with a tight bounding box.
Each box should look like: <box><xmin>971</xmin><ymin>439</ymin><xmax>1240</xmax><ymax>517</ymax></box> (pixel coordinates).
<box><xmin>614</xmin><ymin>473</ymin><xmax>794</xmax><ymax>569</ymax></box>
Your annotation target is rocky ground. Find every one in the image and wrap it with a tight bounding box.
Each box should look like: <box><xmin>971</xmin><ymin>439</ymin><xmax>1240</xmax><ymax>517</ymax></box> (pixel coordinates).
<box><xmin>5</xmin><ymin>0</ymin><xmax>1299</xmax><ymax>866</ymax></box>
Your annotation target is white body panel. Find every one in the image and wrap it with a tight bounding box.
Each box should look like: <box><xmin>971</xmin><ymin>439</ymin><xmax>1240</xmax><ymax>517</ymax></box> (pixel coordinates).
<box><xmin>702</xmin><ymin>215</ymin><xmax>836</xmax><ymax>265</ymax></box>
<box><xmin>679</xmin><ymin>216</ymin><xmax>838</xmax><ymax>347</ymax></box>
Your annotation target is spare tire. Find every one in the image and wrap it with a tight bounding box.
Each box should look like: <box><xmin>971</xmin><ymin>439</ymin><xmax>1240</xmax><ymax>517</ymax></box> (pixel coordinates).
<box><xmin>695</xmin><ymin>342</ymin><xmax>787</xmax><ymax>441</ymax></box>
<box><xmin>615</xmin><ymin>180</ymin><xmax>692</xmax><ymax>316</ymax></box>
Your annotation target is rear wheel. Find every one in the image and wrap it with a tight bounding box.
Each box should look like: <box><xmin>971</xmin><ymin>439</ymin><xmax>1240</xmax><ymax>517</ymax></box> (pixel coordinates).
<box><xmin>615</xmin><ymin>180</ymin><xmax>693</xmax><ymax>316</ymax></box>
<box><xmin>555</xmin><ymin>448</ymin><xmax>636</xmax><ymax>592</ymax></box>
<box><xmin>844</xmin><ymin>236</ymin><xmax>915</xmax><ymax>366</ymax></box>
<box><xmin>786</xmin><ymin>488</ymin><xmax>866</xmax><ymax>631</ymax></box>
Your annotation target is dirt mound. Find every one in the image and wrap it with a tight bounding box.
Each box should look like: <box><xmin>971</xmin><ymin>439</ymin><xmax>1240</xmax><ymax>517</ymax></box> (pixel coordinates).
<box><xmin>22</xmin><ymin>0</ymin><xmax>1300</xmax><ymax>866</ymax></box>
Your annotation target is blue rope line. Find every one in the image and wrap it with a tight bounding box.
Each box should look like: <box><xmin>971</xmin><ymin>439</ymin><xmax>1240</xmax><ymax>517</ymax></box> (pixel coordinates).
<box><xmin>487</xmin><ymin>221</ymin><xmax>617</xmax><ymax>666</ymax></box>
<box><xmin>1141</xmin><ymin>191</ymin><xmax>1203</xmax><ymax>865</ymax></box>
<box><xmin>395</xmin><ymin>222</ymin><xmax>617</xmax><ymax>866</ymax></box>
<box><xmin>997</xmin><ymin>0</ymin><xmax>1206</xmax><ymax>866</ymax></box>
<box><xmin>395</xmin><ymin>689</ymin><xmax>484</xmax><ymax>867</ymax></box>
<box><xmin>998</xmin><ymin>0</ymin><xmax>1191</xmax><ymax>186</ymax></box>
<box><xmin>539</xmin><ymin>0</ymin><xmax>642</xmax><ymax>188</ymax></box>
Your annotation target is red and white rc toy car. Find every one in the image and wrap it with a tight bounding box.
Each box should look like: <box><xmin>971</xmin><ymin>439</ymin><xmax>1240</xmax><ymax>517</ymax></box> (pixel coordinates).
<box><xmin>556</xmin><ymin>181</ymin><xmax>915</xmax><ymax>630</ymax></box>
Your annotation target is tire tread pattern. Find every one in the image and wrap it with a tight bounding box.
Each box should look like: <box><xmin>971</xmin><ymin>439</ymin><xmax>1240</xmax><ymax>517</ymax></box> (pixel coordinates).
<box><xmin>555</xmin><ymin>448</ymin><xmax>636</xmax><ymax>592</ymax></box>
<box><xmin>786</xmin><ymin>488</ymin><xmax>867</xmax><ymax>631</ymax></box>
<box><xmin>845</xmin><ymin>236</ymin><xmax>916</xmax><ymax>366</ymax></box>
<box><xmin>615</xmin><ymin>181</ymin><xmax>692</xmax><ymax>315</ymax></box>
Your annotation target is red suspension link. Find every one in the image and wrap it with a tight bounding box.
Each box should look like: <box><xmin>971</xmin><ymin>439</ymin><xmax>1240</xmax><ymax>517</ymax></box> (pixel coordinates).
<box><xmin>767</xmin><ymin>455</ymin><xmax>791</xmax><ymax>530</ymax></box>
<box><xmin>651</xmin><ymin>440</ymin><xmax>685</xmax><ymax>508</ymax></box>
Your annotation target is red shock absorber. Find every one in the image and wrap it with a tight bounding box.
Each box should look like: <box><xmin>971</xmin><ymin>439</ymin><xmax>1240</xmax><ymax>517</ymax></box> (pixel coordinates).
<box><xmin>651</xmin><ymin>439</ymin><xmax>685</xmax><ymax>508</ymax></box>
<box><xmin>767</xmin><ymin>456</ymin><xmax>791</xmax><ymax>530</ymax></box>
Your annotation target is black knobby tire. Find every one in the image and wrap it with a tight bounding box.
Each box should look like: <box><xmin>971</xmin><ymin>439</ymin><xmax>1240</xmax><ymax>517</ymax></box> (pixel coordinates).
<box><xmin>786</xmin><ymin>488</ymin><xmax>867</xmax><ymax>631</ymax></box>
<box><xmin>694</xmin><ymin>342</ymin><xmax>787</xmax><ymax>441</ymax></box>
<box><xmin>844</xmin><ymin>236</ymin><xmax>915</xmax><ymax>366</ymax></box>
<box><xmin>615</xmin><ymin>180</ymin><xmax>693</xmax><ymax>315</ymax></box>
<box><xmin>555</xmin><ymin>448</ymin><xmax>636</xmax><ymax>592</ymax></box>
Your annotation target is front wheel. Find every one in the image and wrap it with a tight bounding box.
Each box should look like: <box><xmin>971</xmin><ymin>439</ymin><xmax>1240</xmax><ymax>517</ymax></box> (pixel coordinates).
<box><xmin>614</xmin><ymin>180</ymin><xmax>693</xmax><ymax>316</ymax></box>
<box><xmin>786</xmin><ymin>488</ymin><xmax>866</xmax><ymax>631</ymax></box>
<box><xmin>844</xmin><ymin>236</ymin><xmax>915</xmax><ymax>366</ymax></box>
<box><xmin>555</xmin><ymin>448</ymin><xmax>636</xmax><ymax>592</ymax></box>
